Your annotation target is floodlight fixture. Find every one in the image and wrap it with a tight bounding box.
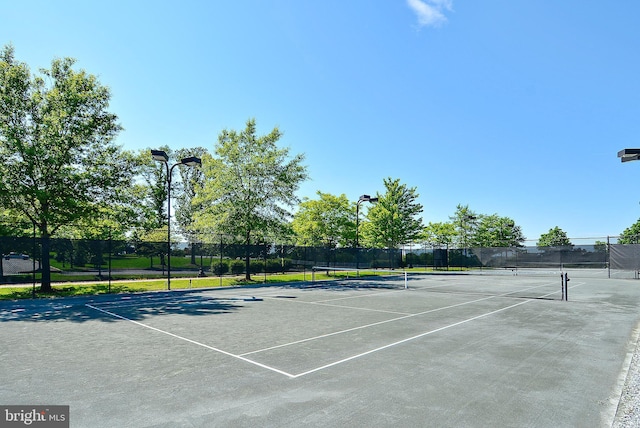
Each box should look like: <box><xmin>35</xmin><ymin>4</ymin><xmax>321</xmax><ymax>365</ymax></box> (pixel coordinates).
<box><xmin>151</xmin><ymin>149</ymin><xmax>169</xmax><ymax>163</ymax></box>
<box><xmin>618</xmin><ymin>148</ymin><xmax>640</xmax><ymax>163</ymax></box>
<box><xmin>180</xmin><ymin>156</ymin><xmax>202</xmax><ymax>167</ymax></box>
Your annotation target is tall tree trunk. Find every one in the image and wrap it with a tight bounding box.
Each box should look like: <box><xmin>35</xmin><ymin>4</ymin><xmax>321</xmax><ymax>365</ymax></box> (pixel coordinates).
<box><xmin>245</xmin><ymin>230</ymin><xmax>251</xmax><ymax>281</ymax></box>
<box><xmin>190</xmin><ymin>241</ymin><xmax>196</xmax><ymax>265</ymax></box>
<box><xmin>39</xmin><ymin>231</ymin><xmax>52</xmax><ymax>293</ymax></box>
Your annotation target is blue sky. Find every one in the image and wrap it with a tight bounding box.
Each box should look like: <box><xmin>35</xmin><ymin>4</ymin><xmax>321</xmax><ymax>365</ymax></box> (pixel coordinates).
<box><xmin>3</xmin><ymin>0</ymin><xmax>640</xmax><ymax>242</ymax></box>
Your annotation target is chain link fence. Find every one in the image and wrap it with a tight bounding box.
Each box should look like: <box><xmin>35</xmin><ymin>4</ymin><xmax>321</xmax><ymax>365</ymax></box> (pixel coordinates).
<box><xmin>1</xmin><ymin>233</ymin><xmax>639</xmax><ymax>284</ymax></box>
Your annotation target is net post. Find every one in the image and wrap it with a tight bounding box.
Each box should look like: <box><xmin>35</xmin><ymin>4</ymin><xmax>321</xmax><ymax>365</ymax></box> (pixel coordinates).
<box><xmin>312</xmin><ymin>267</ymin><xmax>315</xmax><ymax>283</ymax></box>
<box><xmin>404</xmin><ymin>271</ymin><xmax>408</xmax><ymax>289</ymax></box>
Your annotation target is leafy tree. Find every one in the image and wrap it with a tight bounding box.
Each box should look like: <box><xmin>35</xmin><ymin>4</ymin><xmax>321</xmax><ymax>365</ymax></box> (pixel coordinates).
<box><xmin>135</xmin><ymin>146</ymin><xmax>172</xmax><ymax>231</ymax></box>
<box><xmin>594</xmin><ymin>240</ymin><xmax>608</xmax><ymax>252</ymax></box>
<box><xmin>292</xmin><ymin>192</ymin><xmax>355</xmax><ymax>247</ymax></box>
<box><xmin>0</xmin><ymin>45</ymin><xmax>131</xmax><ymax>291</ymax></box>
<box><xmin>449</xmin><ymin>204</ymin><xmax>478</xmax><ymax>249</ymax></box>
<box><xmin>618</xmin><ymin>219</ymin><xmax>640</xmax><ymax>244</ymax></box>
<box><xmin>362</xmin><ymin>178</ymin><xmax>424</xmax><ymax>248</ymax></box>
<box><xmin>135</xmin><ymin>227</ymin><xmax>179</xmax><ymax>270</ymax></box>
<box><xmin>537</xmin><ymin>226</ymin><xmax>572</xmax><ymax>248</ymax></box>
<box><xmin>174</xmin><ymin>147</ymin><xmax>208</xmax><ymax>264</ymax></box>
<box><xmin>422</xmin><ymin>221</ymin><xmax>457</xmax><ymax>248</ymax></box>
<box><xmin>472</xmin><ymin>214</ymin><xmax>525</xmax><ymax>247</ymax></box>
<box><xmin>194</xmin><ymin>118</ymin><xmax>308</xmax><ymax>280</ymax></box>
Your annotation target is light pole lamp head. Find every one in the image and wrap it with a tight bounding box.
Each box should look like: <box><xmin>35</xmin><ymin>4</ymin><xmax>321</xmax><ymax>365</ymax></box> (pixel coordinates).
<box><xmin>359</xmin><ymin>194</ymin><xmax>371</xmax><ymax>202</ymax></box>
<box><xmin>368</xmin><ymin>197</ymin><xmax>379</xmax><ymax>203</ymax></box>
<box><xmin>180</xmin><ymin>156</ymin><xmax>202</xmax><ymax>167</ymax></box>
<box><xmin>151</xmin><ymin>149</ymin><xmax>169</xmax><ymax>163</ymax></box>
<box><xmin>618</xmin><ymin>148</ymin><xmax>640</xmax><ymax>163</ymax></box>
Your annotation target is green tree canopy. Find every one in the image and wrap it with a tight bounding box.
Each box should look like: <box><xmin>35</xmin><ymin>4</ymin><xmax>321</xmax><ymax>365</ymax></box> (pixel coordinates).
<box><xmin>537</xmin><ymin>226</ymin><xmax>572</xmax><ymax>247</ymax></box>
<box><xmin>292</xmin><ymin>192</ymin><xmax>355</xmax><ymax>247</ymax></box>
<box><xmin>194</xmin><ymin>118</ymin><xmax>308</xmax><ymax>280</ymax></box>
<box><xmin>618</xmin><ymin>219</ymin><xmax>640</xmax><ymax>244</ymax></box>
<box><xmin>362</xmin><ymin>178</ymin><xmax>424</xmax><ymax>248</ymax></box>
<box><xmin>449</xmin><ymin>204</ymin><xmax>478</xmax><ymax>248</ymax></box>
<box><xmin>473</xmin><ymin>214</ymin><xmax>525</xmax><ymax>247</ymax></box>
<box><xmin>0</xmin><ymin>45</ymin><xmax>131</xmax><ymax>291</ymax></box>
<box><xmin>174</xmin><ymin>147</ymin><xmax>208</xmax><ymax>240</ymax></box>
<box><xmin>422</xmin><ymin>221</ymin><xmax>457</xmax><ymax>248</ymax></box>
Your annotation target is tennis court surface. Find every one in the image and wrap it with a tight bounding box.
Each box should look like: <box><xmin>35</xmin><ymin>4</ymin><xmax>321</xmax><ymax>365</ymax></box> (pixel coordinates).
<box><xmin>2</xmin><ymin>273</ymin><xmax>640</xmax><ymax>427</ymax></box>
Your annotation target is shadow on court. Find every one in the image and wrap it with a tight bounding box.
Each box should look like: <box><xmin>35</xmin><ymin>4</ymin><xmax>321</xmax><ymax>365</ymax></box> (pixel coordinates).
<box><xmin>0</xmin><ymin>289</ymin><xmax>249</xmax><ymax>323</ymax></box>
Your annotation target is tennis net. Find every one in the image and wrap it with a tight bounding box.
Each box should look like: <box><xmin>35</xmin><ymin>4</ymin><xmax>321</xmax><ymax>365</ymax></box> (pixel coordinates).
<box><xmin>311</xmin><ymin>266</ymin><xmax>409</xmax><ymax>289</ymax></box>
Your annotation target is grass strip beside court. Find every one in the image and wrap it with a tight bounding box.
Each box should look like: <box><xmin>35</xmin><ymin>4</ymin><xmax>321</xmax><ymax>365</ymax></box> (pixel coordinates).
<box><xmin>0</xmin><ymin>269</ymin><xmax>407</xmax><ymax>301</ymax></box>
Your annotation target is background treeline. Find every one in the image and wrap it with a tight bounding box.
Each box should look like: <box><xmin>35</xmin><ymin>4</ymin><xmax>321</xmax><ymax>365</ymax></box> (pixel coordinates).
<box><xmin>1</xmin><ymin>45</ymin><xmax>638</xmax><ymax>290</ymax></box>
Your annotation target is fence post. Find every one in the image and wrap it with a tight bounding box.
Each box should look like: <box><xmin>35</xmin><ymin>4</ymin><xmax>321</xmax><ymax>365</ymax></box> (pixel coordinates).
<box><xmin>32</xmin><ymin>222</ymin><xmax>36</xmax><ymax>298</ymax></box>
<box><xmin>108</xmin><ymin>228</ymin><xmax>112</xmax><ymax>293</ymax></box>
<box><xmin>607</xmin><ymin>236</ymin><xmax>611</xmax><ymax>279</ymax></box>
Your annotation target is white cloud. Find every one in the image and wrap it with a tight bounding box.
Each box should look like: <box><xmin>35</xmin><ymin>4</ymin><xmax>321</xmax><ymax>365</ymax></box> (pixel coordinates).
<box><xmin>406</xmin><ymin>0</ymin><xmax>453</xmax><ymax>27</ymax></box>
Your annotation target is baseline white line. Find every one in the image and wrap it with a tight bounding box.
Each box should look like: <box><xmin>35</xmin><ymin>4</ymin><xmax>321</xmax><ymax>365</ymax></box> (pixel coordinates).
<box><xmin>85</xmin><ymin>304</ymin><xmax>296</xmax><ymax>378</ymax></box>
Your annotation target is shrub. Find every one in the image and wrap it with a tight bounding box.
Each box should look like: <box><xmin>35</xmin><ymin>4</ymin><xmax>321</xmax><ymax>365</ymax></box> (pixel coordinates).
<box><xmin>250</xmin><ymin>260</ymin><xmax>264</xmax><ymax>274</ymax></box>
<box><xmin>265</xmin><ymin>259</ymin><xmax>281</xmax><ymax>273</ymax></box>
<box><xmin>211</xmin><ymin>260</ymin><xmax>229</xmax><ymax>275</ymax></box>
<box><xmin>230</xmin><ymin>260</ymin><xmax>245</xmax><ymax>275</ymax></box>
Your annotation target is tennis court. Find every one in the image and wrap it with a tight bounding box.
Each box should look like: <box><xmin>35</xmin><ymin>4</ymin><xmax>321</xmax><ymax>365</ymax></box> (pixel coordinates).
<box><xmin>1</xmin><ymin>272</ymin><xmax>640</xmax><ymax>427</ymax></box>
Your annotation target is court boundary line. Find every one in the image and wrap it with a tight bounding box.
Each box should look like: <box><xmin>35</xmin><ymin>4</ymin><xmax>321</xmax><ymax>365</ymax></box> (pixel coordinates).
<box><xmin>85</xmin><ymin>281</ymin><xmax>586</xmax><ymax>379</ymax></box>
<box><xmin>240</xmin><ymin>293</ymin><xmax>503</xmax><ymax>357</ymax></box>
<box><xmin>289</xmin><ymin>282</ymin><xmax>587</xmax><ymax>378</ymax></box>
<box><xmin>85</xmin><ymin>303</ymin><xmax>297</xmax><ymax>378</ymax></box>
<box><xmin>240</xmin><ymin>279</ymin><xmax>568</xmax><ymax>356</ymax></box>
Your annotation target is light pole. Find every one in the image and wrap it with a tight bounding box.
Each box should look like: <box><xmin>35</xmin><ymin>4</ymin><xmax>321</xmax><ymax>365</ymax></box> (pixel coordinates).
<box><xmin>618</xmin><ymin>149</ymin><xmax>640</xmax><ymax>247</ymax></box>
<box><xmin>151</xmin><ymin>149</ymin><xmax>202</xmax><ymax>290</ymax></box>
<box><xmin>356</xmin><ymin>194</ymin><xmax>378</xmax><ymax>269</ymax></box>
<box><xmin>462</xmin><ymin>214</ymin><xmax>476</xmax><ymax>248</ymax></box>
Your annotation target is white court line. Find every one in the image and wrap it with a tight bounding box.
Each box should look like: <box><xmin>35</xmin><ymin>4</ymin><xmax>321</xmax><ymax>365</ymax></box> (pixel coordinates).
<box><xmin>85</xmin><ymin>303</ymin><xmax>297</xmax><ymax>378</ymax></box>
<box><xmin>289</xmin><ymin>283</ymin><xmax>578</xmax><ymax>378</ymax></box>
<box><xmin>240</xmin><ymin>280</ymin><xmax>561</xmax><ymax>356</ymax></box>
<box><xmin>291</xmin><ymin>299</ymin><xmax>531</xmax><ymax>378</ymax></box>
<box><xmin>240</xmin><ymin>293</ymin><xmax>503</xmax><ymax>357</ymax></box>
<box><xmin>85</xmin><ymin>280</ymin><xmax>587</xmax><ymax>379</ymax></box>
